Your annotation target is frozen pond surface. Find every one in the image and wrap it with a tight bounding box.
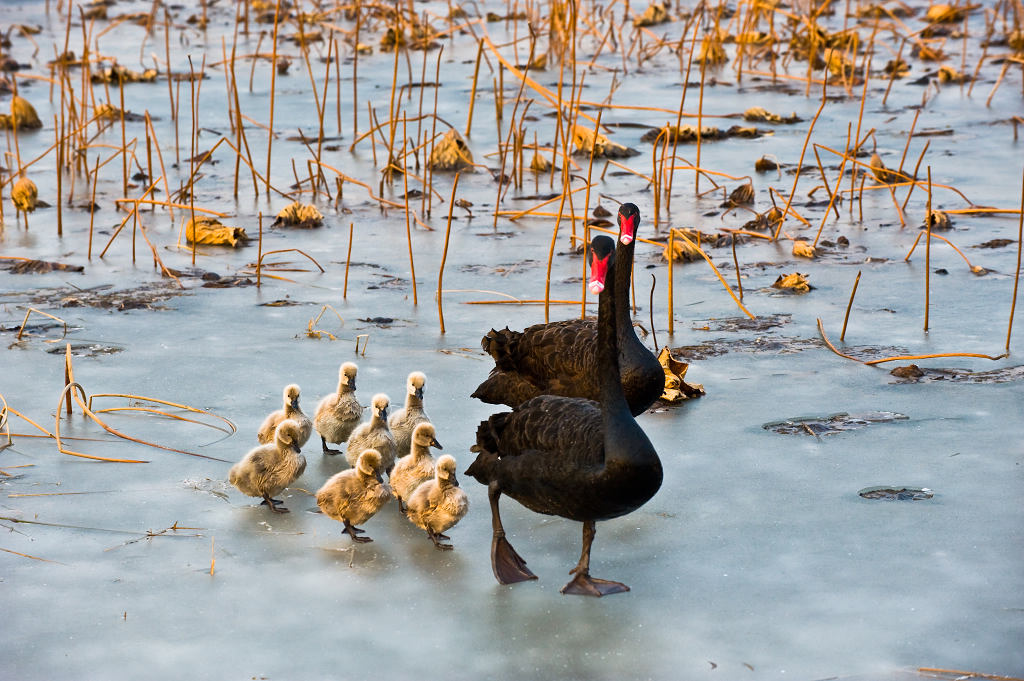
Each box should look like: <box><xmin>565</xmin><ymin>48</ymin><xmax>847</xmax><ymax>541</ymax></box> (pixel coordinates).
<box><xmin>1</xmin><ymin>0</ymin><xmax>1023</xmax><ymax>679</ymax></box>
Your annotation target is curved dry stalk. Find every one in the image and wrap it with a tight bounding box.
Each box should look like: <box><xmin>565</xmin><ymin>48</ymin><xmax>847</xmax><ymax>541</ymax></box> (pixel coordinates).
<box><xmin>817</xmin><ymin>318</ymin><xmax>1007</xmax><ymax>365</ymax></box>
<box><xmin>0</xmin><ymin>393</ymin><xmax>10</xmax><ymax>450</ymax></box>
<box><xmin>56</xmin><ymin>383</ymin><xmax>149</xmax><ymax>463</ymax></box>
<box><xmin>16</xmin><ymin>308</ymin><xmax>68</xmax><ymax>342</ymax></box>
<box><xmin>257</xmin><ymin>248</ymin><xmax>326</xmax><ymax>273</ymax></box>
<box><xmin>671</xmin><ymin>228</ymin><xmax>755</xmax><ymax>319</ymax></box>
<box><xmin>86</xmin><ymin>394</ymin><xmax>237</xmax><ymax>436</ymax></box>
<box><xmin>904</xmin><ymin>231</ymin><xmax>979</xmax><ymax>271</ymax></box>
<box><xmin>436</xmin><ymin>172</ymin><xmax>461</xmax><ymax>334</ymax></box>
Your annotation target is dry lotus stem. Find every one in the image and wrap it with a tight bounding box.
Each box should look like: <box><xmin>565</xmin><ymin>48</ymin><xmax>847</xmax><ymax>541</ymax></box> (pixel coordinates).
<box><xmin>12</xmin><ymin>178</ymin><xmax>39</xmax><ymax>213</ymax></box>
<box><xmin>186</xmin><ymin>217</ymin><xmax>249</xmax><ymax>247</ymax></box>
<box><xmin>273</xmin><ymin>201</ymin><xmax>324</xmax><ymax>228</ymax></box>
<box><xmin>429</xmin><ymin>129</ymin><xmax>474</xmax><ymax>171</ymax></box>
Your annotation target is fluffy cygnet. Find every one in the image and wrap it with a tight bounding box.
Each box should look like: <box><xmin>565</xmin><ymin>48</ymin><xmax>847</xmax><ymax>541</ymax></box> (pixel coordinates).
<box><xmin>314</xmin><ymin>362</ymin><xmax>364</xmax><ymax>455</ymax></box>
<box><xmin>345</xmin><ymin>394</ymin><xmax>397</xmax><ymax>473</ymax></box>
<box><xmin>404</xmin><ymin>454</ymin><xmax>469</xmax><ymax>551</ymax></box>
<box><xmin>389</xmin><ymin>422</ymin><xmax>442</xmax><ymax>513</ymax></box>
<box><xmin>316</xmin><ymin>448</ymin><xmax>393</xmax><ymax>542</ymax></box>
<box><xmin>257</xmin><ymin>384</ymin><xmax>313</xmax><ymax>447</ymax></box>
<box><xmin>229</xmin><ymin>419</ymin><xmax>307</xmax><ymax>513</ymax></box>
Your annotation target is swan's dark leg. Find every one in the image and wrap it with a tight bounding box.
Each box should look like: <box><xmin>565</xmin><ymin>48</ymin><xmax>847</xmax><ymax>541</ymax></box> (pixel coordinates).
<box><xmin>560</xmin><ymin>520</ymin><xmax>629</xmax><ymax>596</ymax></box>
<box><xmin>488</xmin><ymin>481</ymin><xmax>537</xmax><ymax>584</ymax></box>
<box><xmin>262</xmin><ymin>494</ymin><xmax>289</xmax><ymax>513</ymax></box>
<box><xmin>344</xmin><ymin>520</ymin><xmax>372</xmax><ymax>543</ymax></box>
<box><xmin>321</xmin><ymin>435</ymin><xmax>341</xmax><ymax>455</ymax></box>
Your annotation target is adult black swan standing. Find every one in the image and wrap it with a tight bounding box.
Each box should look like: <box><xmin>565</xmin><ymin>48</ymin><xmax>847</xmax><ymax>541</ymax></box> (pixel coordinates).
<box><xmin>466</xmin><ymin>235</ymin><xmax>663</xmax><ymax>596</ymax></box>
<box><xmin>471</xmin><ymin>203</ymin><xmax>663</xmax><ymax>416</ymax></box>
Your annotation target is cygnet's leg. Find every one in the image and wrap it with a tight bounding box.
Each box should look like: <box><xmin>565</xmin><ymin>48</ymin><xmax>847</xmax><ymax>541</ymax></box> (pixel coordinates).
<box><xmin>262</xmin><ymin>494</ymin><xmax>290</xmax><ymax>513</ymax></box>
<box><xmin>560</xmin><ymin>520</ymin><xmax>629</xmax><ymax>597</ymax></box>
<box><xmin>321</xmin><ymin>435</ymin><xmax>342</xmax><ymax>455</ymax></box>
<box><xmin>427</xmin><ymin>529</ymin><xmax>454</xmax><ymax>551</ymax></box>
<box><xmin>488</xmin><ymin>481</ymin><xmax>536</xmax><ymax>584</ymax></box>
<box><xmin>343</xmin><ymin>519</ymin><xmax>372</xmax><ymax>543</ymax></box>
<box><xmin>396</xmin><ymin>497</ymin><xmax>406</xmax><ymax>514</ymax></box>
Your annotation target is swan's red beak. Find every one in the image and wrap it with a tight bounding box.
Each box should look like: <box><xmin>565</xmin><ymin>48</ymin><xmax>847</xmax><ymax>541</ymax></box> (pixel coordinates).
<box><xmin>589</xmin><ymin>252</ymin><xmax>610</xmax><ymax>294</ymax></box>
<box><xmin>618</xmin><ymin>211</ymin><xmax>637</xmax><ymax>245</ymax></box>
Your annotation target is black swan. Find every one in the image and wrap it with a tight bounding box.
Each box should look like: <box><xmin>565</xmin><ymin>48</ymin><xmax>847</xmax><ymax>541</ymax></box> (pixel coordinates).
<box><xmin>466</xmin><ymin>235</ymin><xmax>663</xmax><ymax>596</ymax></box>
<box><xmin>471</xmin><ymin>203</ymin><xmax>663</xmax><ymax>416</ymax></box>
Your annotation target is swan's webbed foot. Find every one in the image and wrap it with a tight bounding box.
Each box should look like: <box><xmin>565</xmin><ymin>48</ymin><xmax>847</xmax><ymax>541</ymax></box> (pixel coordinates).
<box><xmin>560</xmin><ymin>571</ymin><xmax>630</xmax><ymax>597</ymax></box>
<box><xmin>262</xmin><ymin>495</ymin><xmax>289</xmax><ymax>513</ymax></box>
<box><xmin>491</xmin><ymin>534</ymin><xmax>537</xmax><ymax>584</ymax></box>
<box><xmin>321</xmin><ymin>436</ymin><xmax>342</xmax><ymax>455</ymax></box>
<box><xmin>343</xmin><ymin>521</ymin><xmax>372</xmax><ymax>542</ymax></box>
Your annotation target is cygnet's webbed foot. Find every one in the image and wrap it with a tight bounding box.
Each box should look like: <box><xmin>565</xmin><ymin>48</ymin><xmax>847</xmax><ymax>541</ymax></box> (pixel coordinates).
<box><xmin>428</xmin><ymin>531</ymin><xmax>454</xmax><ymax>551</ymax></box>
<box><xmin>491</xmin><ymin>534</ymin><xmax>537</xmax><ymax>584</ymax></box>
<box><xmin>321</xmin><ymin>436</ymin><xmax>342</xmax><ymax>455</ymax></box>
<box><xmin>344</xmin><ymin>521</ymin><xmax>372</xmax><ymax>543</ymax></box>
<box><xmin>560</xmin><ymin>571</ymin><xmax>630</xmax><ymax>597</ymax></box>
<box><xmin>261</xmin><ymin>496</ymin><xmax>289</xmax><ymax>513</ymax></box>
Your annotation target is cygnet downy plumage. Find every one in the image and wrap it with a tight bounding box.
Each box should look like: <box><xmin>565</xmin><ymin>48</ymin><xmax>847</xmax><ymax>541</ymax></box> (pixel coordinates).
<box><xmin>314</xmin><ymin>362</ymin><xmax>364</xmax><ymax>455</ymax></box>
<box><xmin>388</xmin><ymin>371</ymin><xmax>430</xmax><ymax>457</ymax></box>
<box><xmin>345</xmin><ymin>393</ymin><xmax>397</xmax><ymax>473</ymax></box>
<box><xmin>257</xmin><ymin>384</ymin><xmax>313</xmax><ymax>447</ymax></box>
<box><xmin>389</xmin><ymin>422</ymin><xmax>442</xmax><ymax>513</ymax></box>
<box><xmin>404</xmin><ymin>454</ymin><xmax>469</xmax><ymax>550</ymax></box>
<box><xmin>229</xmin><ymin>419</ymin><xmax>307</xmax><ymax>513</ymax></box>
<box><xmin>316</xmin><ymin>448</ymin><xmax>393</xmax><ymax>542</ymax></box>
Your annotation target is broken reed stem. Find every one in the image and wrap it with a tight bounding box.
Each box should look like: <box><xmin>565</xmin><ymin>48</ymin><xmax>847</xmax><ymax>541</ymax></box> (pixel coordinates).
<box><xmin>465</xmin><ymin>38</ymin><xmax>483</xmax><ymax>136</ymax></box>
<box><xmin>774</xmin><ymin>89</ymin><xmax>827</xmax><ymax>240</ymax></box>
<box><xmin>731</xmin><ymin>236</ymin><xmax>742</xmax><ymax>301</ymax></box>
<box><xmin>344</xmin><ymin>222</ymin><xmax>353</xmax><ymax>299</ymax></box>
<box><xmin>436</xmin><ymin>172</ymin><xmax>461</xmax><ymax>334</ymax></box>
<box><xmin>925</xmin><ymin>166</ymin><xmax>932</xmax><ymax>333</ymax></box>
<box><xmin>54</xmin><ymin>115</ymin><xmax>63</xmax><ymax>236</ymax></box>
<box><xmin>1009</xmin><ymin>166</ymin><xmax>1024</xmax><ymax>352</ymax></box>
<box><xmin>265</xmin><ymin>0</ymin><xmax>282</xmax><ymax>197</ymax></box>
<box><xmin>88</xmin><ymin>155</ymin><xmax>100</xmax><ymax>258</ymax></box>
<box><xmin>840</xmin><ymin>270</ymin><xmax>861</xmax><ymax>342</ymax></box>
<box><xmin>401</xmin><ymin>118</ymin><xmax>417</xmax><ymax>306</ymax></box>
<box><xmin>668</xmin><ymin>228</ymin><xmax>674</xmax><ymax>335</ymax></box>
<box><xmin>257</xmin><ymin>213</ymin><xmax>263</xmax><ymax>288</ymax></box>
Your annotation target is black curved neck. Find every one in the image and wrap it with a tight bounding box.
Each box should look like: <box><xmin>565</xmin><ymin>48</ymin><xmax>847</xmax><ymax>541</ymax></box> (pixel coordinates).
<box><xmin>613</xmin><ymin>238</ymin><xmax>635</xmax><ymax>332</ymax></box>
<box><xmin>597</xmin><ymin>257</ymin><xmax>633</xmax><ymax>421</ymax></box>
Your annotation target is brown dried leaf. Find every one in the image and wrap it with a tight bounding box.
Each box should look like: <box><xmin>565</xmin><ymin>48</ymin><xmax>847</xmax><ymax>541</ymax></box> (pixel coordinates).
<box><xmin>700</xmin><ymin>34</ymin><xmax>728</xmax><ymax>65</ymax></box>
<box><xmin>186</xmin><ymin>217</ymin><xmax>249</xmax><ymax>247</ymax></box>
<box><xmin>429</xmin><ymin>129</ymin><xmax>474</xmax><ymax>171</ymax></box>
<box><xmin>772</xmin><ymin>272</ymin><xmax>812</xmax><ymax>293</ymax></box>
<box><xmin>792</xmin><ymin>240</ymin><xmax>817</xmax><ymax>258</ymax></box>
<box><xmin>634</xmin><ymin>2</ymin><xmax>669</xmax><ymax>27</ymax></box>
<box><xmin>661</xmin><ymin>231</ymin><xmax>703</xmax><ymax>262</ymax></box>
<box><xmin>925</xmin><ymin>3</ymin><xmax>977</xmax><ymax>23</ymax></box>
<box><xmin>869</xmin><ymin>152</ymin><xmax>898</xmax><ymax>184</ymax></box>
<box><xmin>12</xmin><ymin>177</ymin><xmax>39</xmax><ymax>213</ymax></box>
<box><xmin>924</xmin><ymin>210</ymin><xmax>952</xmax><ymax>230</ymax></box>
<box><xmin>743</xmin><ymin>107</ymin><xmax>800</xmax><ymax>124</ymax></box>
<box><xmin>572</xmin><ymin>125</ymin><xmax>637</xmax><ymax>158</ymax></box>
<box><xmin>0</xmin><ymin>95</ymin><xmax>43</xmax><ymax>130</ymax></box>
<box><xmin>657</xmin><ymin>347</ymin><xmax>705</xmax><ymax>402</ymax></box>
<box><xmin>937</xmin><ymin>64</ymin><xmax>969</xmax><ymax>83</ymax></box>
<box><xmin>273</xmin><ymin>201</ymin><xmax>324</xmax><ymax>228</ymax></box>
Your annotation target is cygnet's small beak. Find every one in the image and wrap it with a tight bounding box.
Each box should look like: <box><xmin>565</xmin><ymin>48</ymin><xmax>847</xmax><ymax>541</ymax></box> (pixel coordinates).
<box><xmin>450</xmin><ymin>475</ymin><xmax>460</xmax><ymax>488</ymax></box>
<box><xmin>431</xmin><ymin>437</ymin><xmax>443</xmax><ymax>450</ymax></box>
<box><xmin>291</xmin><ymin>398</ymin><xmax>300</xmax><ymax>410</ymax></box>
<box><xmin>380</xmin><ymin>406</ymin><xmax>389</xmax><ymax>419</ymax></box>
<box><xmin>292</xmin><ymin>443</ymin><xmax>302</xmax><ymax>454</ymax></box>
<box><xmin>375</xmin><ymin>472</ymin><xmax>384</xmax><ymax>484</ymax></box>
<box><xmin>414</xmin><ymin>387</ymin><xmax>424</xmax><ymax>400</ymax></box>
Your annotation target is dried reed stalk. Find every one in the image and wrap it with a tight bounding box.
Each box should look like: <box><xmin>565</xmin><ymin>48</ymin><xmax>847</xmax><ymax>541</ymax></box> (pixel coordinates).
<box><xmin>841</xmin><ymin>271</ymin><xmax>861</xmax><ymax>342</ymax></box>
<box><xmin>436</xmin><ymin>172</ymin><xmax>461</xmax><ymax>334</ymax></box>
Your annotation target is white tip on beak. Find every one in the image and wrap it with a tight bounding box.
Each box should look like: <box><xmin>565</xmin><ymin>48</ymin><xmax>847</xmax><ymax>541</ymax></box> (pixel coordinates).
<box><xmin>589</xmin><ymin>280</ymin><xmax>605</xmax><ymax>295</ymax></box>
<box><xmin>619</xmin><ymin>233</ymin><xmax>633</xmax><ymax>245</ymax></box>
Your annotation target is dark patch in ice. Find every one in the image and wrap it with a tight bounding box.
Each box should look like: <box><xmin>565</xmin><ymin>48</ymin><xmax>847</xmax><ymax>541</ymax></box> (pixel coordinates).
<box><xmin>671</xmin><ymin>336</ymin><xmax>823</xmax><ymax>360</ymax></box>
<box><xmin>763</xmin><ymin>411</ymin><xmax>909</xmax><ymax>436</ymax></box>
<box><xmin>889</xmin><ymin>364</ymin><xmax>1024</xmax><ymax>384</ymax></box>
<box><xmin>691</xmin><ymin>313</ymin><xmax>791</xmax><ymax>333</ymax></box>
<box><xmin>858</xmin><ymin>486</ymin><xmax>933</xmax><ymax>501</ymax></box>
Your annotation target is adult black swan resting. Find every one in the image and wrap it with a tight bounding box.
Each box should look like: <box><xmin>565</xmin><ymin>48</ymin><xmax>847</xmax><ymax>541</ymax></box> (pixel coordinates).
<box><xmin>471</xmin><ymin>203</ymin><xmax>663</xmax><ymax>416</ymax></box>
<box><xmin>466</xmin><ymin>235</ymin><xmax>663</xmax><ymax>596</ymax></box>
